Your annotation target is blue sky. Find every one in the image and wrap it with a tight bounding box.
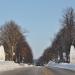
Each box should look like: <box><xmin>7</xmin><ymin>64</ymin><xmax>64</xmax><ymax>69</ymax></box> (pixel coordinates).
<box><xmin>0</xmin><ymin>0</ymin><xmax>75</xmax><ymax>59</ymax></box>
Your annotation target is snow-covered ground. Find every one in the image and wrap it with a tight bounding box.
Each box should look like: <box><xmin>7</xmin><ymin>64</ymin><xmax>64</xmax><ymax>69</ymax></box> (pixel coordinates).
<box><xmin>46</xmin><ymin>61</ymin><xmax>75</xmax><ymax>71</ymax></box>
<box><xmin>46</xmin><ymin>45</ymin><xmax>75</xmax><ymax>71</ymax></box>
<box><xmin>0</xmin><ymin>61</ymin><xmax>35</xmax><ymax>72</ymax></box>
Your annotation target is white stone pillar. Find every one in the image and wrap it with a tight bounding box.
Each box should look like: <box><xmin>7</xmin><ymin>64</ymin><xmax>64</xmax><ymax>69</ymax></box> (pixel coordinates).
<box><xmin>0</xmin><ymin>45</ymin><xmax>5</xmax><ymax>61</ymax></box>
<box><xmin>70</xmin><ymin>45</ymin><xmax>75</xmax><ymax>64</ymax></box>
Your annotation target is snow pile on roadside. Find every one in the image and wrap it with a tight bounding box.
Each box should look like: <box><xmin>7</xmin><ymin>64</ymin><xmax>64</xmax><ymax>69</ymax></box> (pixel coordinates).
<box><xmin>0</xmin><ymin>61</ymin><xmax>35</xmax><ymax>72</ymax></box>
<box><xmin>46</xmin><ymin>61</ymin><xmax>75</xmax><ymax>71</ymax></box>
<box><xmin>47</xmin><ymin>61</ymin><xmax>58</xmax><ymax>66</ymax></box>
<box><xmin>54</xmin><ymin>63</ymin><xmax>75</xmax><ymax>71</ymax></box>
<box><xmin>19</xmin><ymin>63</ymin><xmax>35</xmax><ymax>67</ymax></box>
<box><xmin>0</xmin><ymin>61</ymin><xmax>22</xmax><ymax>72</ymax></box>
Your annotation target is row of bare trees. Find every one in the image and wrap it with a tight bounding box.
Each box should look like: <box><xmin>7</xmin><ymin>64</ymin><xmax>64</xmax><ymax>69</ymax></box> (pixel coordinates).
<box><xmin>37</xmin><ymin>7</ymin><xmax>75</xmax><ymax>65</ymax></box>
<box><xmin>0</xmin><ymin>21</ymin><xmax>33</xmax><ymax>63</ymax></box>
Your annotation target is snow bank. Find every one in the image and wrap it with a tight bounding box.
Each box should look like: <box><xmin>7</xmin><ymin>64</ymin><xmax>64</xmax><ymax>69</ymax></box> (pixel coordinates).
<box><xmin>55</xmin><ymin>63</ymin><xmax>75</xmax><ymax>71</ymax></box>
<box><xmin>0</xmin><ymin>61</ymin><xmax>22</xmax><ymax>72</ymax></box>
<box><xmin>47</xmin><ymin>61</ymin><xmax>58</xmax><ymax>67</ymax></box>
<box><xmin>47</xmin><ymin>61</ymin><xmax>75</xmax><ymax>71</ymax></box>
<box><xmin>0</xmin><ymin>61</ymin><xmax>35</xmax><ymax>72</ymax></box>
<box><xmin>19</xmin><ymin>63</ymin><xmax>35</xmax><ymax>67</ymax></box>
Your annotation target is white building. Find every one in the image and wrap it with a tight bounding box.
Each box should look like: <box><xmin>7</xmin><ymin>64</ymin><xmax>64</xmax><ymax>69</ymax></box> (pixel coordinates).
<box><xmin>70</xmin><ymin>45</ymin><xmax>75</xmax><ymax>64</ymax></box>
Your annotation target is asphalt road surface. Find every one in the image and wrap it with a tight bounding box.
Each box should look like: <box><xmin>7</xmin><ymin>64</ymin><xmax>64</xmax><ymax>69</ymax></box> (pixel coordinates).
<box><xmin>0</xmin><ymin>66</ymin><xmax>75</xmax><ymax>75</ymax></box>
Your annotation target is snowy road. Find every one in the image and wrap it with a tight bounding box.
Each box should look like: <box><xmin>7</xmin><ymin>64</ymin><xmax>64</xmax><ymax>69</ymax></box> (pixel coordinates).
<box><xmin>0</xmin><ymin>66</ymin><xmax>75</xmax><ymax>75</ymax></box>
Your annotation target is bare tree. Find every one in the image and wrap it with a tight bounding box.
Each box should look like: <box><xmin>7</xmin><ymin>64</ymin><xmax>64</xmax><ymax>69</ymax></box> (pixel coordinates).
<box><xmin>15</xmin><ymin>36</ymin><xmax>33</xmax><ymax>63</ymax></box>
<box><xmin>0</xmin><ymin>21</ymin><xmax>33</xmax><ymax>63</ymax></box>
<box><xmin>0</xmin><ymin>21</ymin><xmax>23</xmax><ymax>60</ymax></box>
<box><xmin>60</xmin><ymin>7</ymin><xmax>75</xmax><ymax>62</ymax></box>
<box><xmin>38</xmin><ymin>7</ymin><xmax>75</xmax><ymax>65</ymax></box>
